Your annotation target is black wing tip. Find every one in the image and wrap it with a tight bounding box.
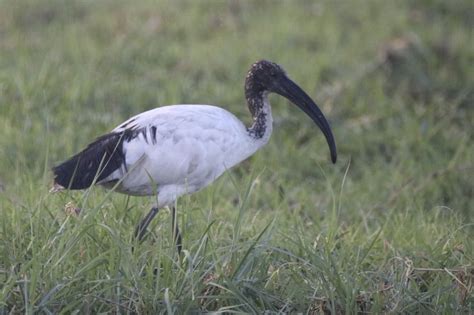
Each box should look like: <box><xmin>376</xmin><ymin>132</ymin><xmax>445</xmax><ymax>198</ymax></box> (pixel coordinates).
<box><xmin>51</xmin><ymin>132</ymin><xmax>127</xmax><ymax>190</ymax></box>
<box><xmin>52</xmin><ymin>158</ymin><xmax>88</xmax><ymax>190</ymax></box>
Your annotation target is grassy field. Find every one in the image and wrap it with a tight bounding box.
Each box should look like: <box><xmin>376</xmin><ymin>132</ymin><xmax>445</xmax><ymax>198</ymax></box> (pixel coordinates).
<box><xmin>0</xmin><ymin>0</ymin><xmax>473</xmax><ymax>313</ymax></box>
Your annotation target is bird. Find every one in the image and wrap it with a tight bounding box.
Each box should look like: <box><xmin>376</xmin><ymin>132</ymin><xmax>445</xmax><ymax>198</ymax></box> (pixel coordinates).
<box><xmin>52</xmin><ymin>60</ymin><xmax>337</xmax><ymax>252</ymax></box>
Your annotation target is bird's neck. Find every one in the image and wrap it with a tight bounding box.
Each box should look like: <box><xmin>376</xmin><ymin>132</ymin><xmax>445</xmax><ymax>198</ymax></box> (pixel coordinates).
<box><xmin>247</xmin><ymin>91</ymin><xmax>273</xmax><ymax>141</ymax></box>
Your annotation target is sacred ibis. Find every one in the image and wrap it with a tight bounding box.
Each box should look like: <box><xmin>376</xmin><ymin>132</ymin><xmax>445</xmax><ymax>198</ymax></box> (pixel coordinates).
<box><xmin>52</xmin><ymin>60</ymin><xmax>337</xmax><ymax>252</ymax></box>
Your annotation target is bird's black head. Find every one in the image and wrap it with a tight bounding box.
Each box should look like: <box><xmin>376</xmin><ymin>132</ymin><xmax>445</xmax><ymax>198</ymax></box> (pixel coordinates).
<box><xmin>245</xmin><ymin>59</ymin><xmax>337</xmax><ymax>164</ymax></box>
<box><xmin>245</xmin><ymin>60</ymin><xmax>287</xmax><ymax>99</ymax></box>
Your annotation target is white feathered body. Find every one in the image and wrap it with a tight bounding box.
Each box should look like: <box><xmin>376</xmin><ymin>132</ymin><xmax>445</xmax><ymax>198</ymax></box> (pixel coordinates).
<box><xmin>100</xmin><ymin>104</ymin><xmax>272</xmax><ymax>207</ymax></box>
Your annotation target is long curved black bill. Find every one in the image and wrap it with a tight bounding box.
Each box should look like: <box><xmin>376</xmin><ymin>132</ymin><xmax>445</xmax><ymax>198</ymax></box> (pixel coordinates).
<box><xmin>275</xmin><ymin>76</ymin><xmax>337</xmax><ymax>163</ymax></box>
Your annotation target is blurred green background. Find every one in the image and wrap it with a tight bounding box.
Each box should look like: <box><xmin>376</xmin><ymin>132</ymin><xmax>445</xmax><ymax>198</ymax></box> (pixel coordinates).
<box><xmin>0</xmin><ymin>0</ymin><xmax>472</xmax><ymax>313</ymax></box>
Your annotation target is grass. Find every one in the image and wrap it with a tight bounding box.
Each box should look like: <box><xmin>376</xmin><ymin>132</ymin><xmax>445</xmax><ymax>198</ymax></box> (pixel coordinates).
<box><xmin>0</xmin><ymin>0</ymin><xmax>472</xmax><ymax>313</ymax></box>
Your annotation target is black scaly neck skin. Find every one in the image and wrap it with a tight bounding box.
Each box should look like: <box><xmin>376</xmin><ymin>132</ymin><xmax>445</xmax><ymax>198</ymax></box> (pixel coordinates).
<box><xmin>245</xmin><ymin>70</ymin><xmax>272</xmax><ymax>140</ymax></box>
<box><xmin>246</xmin><ymin>92</ymin><xmax>269</xmax><ymax>139</ymax></box>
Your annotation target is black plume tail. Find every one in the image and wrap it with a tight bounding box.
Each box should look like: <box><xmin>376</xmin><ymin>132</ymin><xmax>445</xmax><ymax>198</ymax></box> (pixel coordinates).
<box><xmin>52</xmin><ymin>132</ymin><xmax>126</xmax><ymax>190</ymax></box>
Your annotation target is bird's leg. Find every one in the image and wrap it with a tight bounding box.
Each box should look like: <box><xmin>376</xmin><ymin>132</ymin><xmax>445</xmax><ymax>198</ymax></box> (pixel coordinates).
<box><xmin>171</xmin><ymin>206</ymin><xmax>182</xmax><ymax>254</ymax></box>
<box><xmin>134</xmin><ymin>207</ymin><xmax>160</xmax><ymax>241</ymax></box>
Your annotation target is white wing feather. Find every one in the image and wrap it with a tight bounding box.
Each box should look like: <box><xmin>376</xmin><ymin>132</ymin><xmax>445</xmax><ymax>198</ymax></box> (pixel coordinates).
<box><xmin>102</xmin><ymin>105</ymin><xmax>263</xmax><ymax>203</ymax></box>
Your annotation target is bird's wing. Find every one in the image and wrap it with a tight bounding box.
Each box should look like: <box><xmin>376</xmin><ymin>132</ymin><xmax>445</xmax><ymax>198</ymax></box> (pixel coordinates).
<box><xmin>102</xmin><ymin>105</ymin><xmax>253</xmax><ymax>191</ymax></box>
